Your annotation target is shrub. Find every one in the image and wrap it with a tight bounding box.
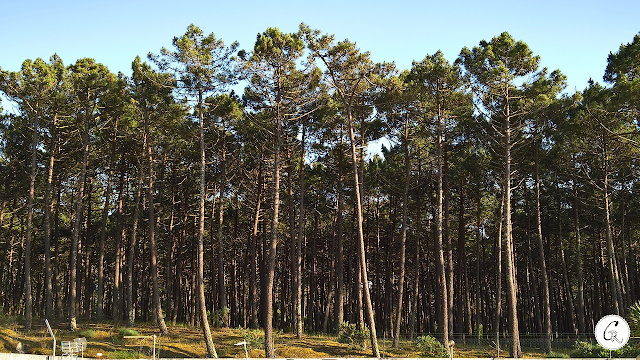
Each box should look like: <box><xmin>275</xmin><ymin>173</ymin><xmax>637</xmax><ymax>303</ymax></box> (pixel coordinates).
<box><xmin>337</xmin><ymin>322</ymin><xmax>369</xmax><ymax>350</ymax></box>
<box><xmin>416</xmin><ymin>335</ymin><xmax>448</xmax><ymax>358</ymax></box>
<box><xmin>78</xmin><ymin>329</ymin><xmax>96</xmax><ymax>338</ymax></box>
<box><xmin>239</xmin><ymin>328</ymin><xmax>263</xmax><ymax>350</ymax></box>
<box><xmin>212</xmin><ymin>307</ymin><xmax>230</xmax><ymax>328</ymax></box>
<box><xmin>546</xmin><ymin>351</ymin><xmax>570</xmax><ymax>358</ymax></box>
<box><xmin>629</xmin><ymin>301</ymin><xmax>640</xmax><ymax>337</ymax></box>
<box><xmin>118</xmin><ymin>327</ymin><xmax>139</xmax><ymax>337</ymax></box>
<box><xmin>570</xmin><ymin>340</ymin><xmax>638</xmax><ymax>358</ymax></box>
<box><xmin>107</xmin><ymin>350</ymin><xmax>139</xmax><ymax>359</ymax></box>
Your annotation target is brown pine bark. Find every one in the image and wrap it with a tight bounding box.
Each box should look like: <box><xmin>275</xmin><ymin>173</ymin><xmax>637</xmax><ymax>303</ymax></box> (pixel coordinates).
<box><xmin>249</xmin><ymin>156</ymin><xmax>264</xmax><ymax>329</ymax></box>
<box><xmin>264</xmin><ymin>109</ymin><xmax>282</xmax><ymax>358</ymax></box>
<box><xmin>23</xmin><ymin>111</ymin><xmax>39</xmax><ymax>330</ymax></box>
<box><xmin>197</xmin><ymin>90</ymin><xmax>217</xmax><ymax>357</ymax></box>
<box><xmin>393</xmin><ymin>116</ymin><xmax>410</xmax><ymax>348</ymax></box>
<box><xmin>97</xmin><ymin>139</ymin><xmax>117</xmax><ymax>320</ymax></box>
<box><xmin>335</xmin><ymin>130</ymin><xmax>345</xmax><ymax>330</ymax></box>
<box><xmin>127</xmin><ymin>170</ymin><xmax>143</xmax><ymax>326</ymax></box>
<box><xmin>436</xmin><ymin>98</ymin><xmax>450</xmax><ymax>347</ymax></box>
<box><xmin>295</xmin><ymin>124</ymin><xmax>306</xmax><ymax>338</ymax></box>
<box><xmin>346</xmin><ymin>105</ymin><xmax>380</xmax><ymax>357</ymax></box>
<box><xmin>143</xmin><ymin>108</ymin><xmax>169</xmax><ymax>335</ymax></box>
<box><xmin>43</xmin><ymin>113</ymin><xmax>58</xmax><ymax>321</ymax></box>
<box><xmin>534</xmin><ymin>142</ymin><xmax>552</xmax><ymax>353</ymax></box>
<box><xmin>504</xmin><ymin>104</ymin><xmax>521</xmax><ymax>357</ymax></box>
<box><xmin>69</xmin><ymin>101</ymin><xmax>91</xmax><ymax>331</ymax></box>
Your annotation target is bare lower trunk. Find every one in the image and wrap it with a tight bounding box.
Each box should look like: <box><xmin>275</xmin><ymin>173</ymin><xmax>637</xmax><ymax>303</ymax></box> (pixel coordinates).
<box><xmin>436</xmin><ymin>106</ymin><xmax>449</xmax><ymax>347</ymax></box>
<box><xmin>97</xmin><ymin>141</ymin><xmax>116</xmax><ymax>320</ymax></box>
<box><xmin>504</xmin><ymin>114</ymin><xmax>521</xmax><ymax>357</ymax></box>
<box><xmin>69</xmin><ymin>109</ymin><xmax>90</xmax><ymax>331</ymax></box>
<box><xmin>295</xmin><ymin>125</ymin><xmax>306</xmax><ymax>338</ymax></box>
<box><xmin>144</xmin><ymin>109</ymin><xmax>168</xmax><ymax>335</ymax></box>
<box><xmin>249</xmin><ymin>159</ymin><xmax>263</xmax><ymax>329</ymax></box>
<box><xmin>535</xmin><ymin>144</ymin><xmax>551</xmax><ymax>353</ymax></box>
<box><xmin>128</xmin><ymin>171</ymin><xmax>143</xmax><ymax>326</ymax></box>
<box><xmin>346</xmin><ymin>108</ymin><xmax>379</xmax><ymax>357</ymax></box>
<box><xmin>43</xmin><ymin>114</ymin><xmax>58</xmax><ymax>321</ymax></box>
<box><xmin>197</xmin><ymin>90</ymin><xmax>217</xmax><ymax>356</ymax></box>
<box><xmin>393</xmin><ymin>117</ymin><xmax>410</xmax><ymax>347</ymax></box>
<box><xmin>573</xmin><ymin>183</ymin><xmax>586</xmax><ymax>334</ymax></box>
<box><xmin>335</xmin><ymin>131</ymin><xmax>345</xmax><ymax>330</ymax></box>
<box><xmin>265</xmin><ymin>114</ymin><xmax>282</xmax><ymax>358</ymax></box>
<box><xmin>24</xmin><ymin>113</ymin><xmax>38</xmax><ymax>330</ymax></box>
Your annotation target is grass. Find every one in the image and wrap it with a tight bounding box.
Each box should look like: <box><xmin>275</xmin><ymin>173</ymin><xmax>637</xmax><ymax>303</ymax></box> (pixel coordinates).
<box><xmin>0</xmin><ymin>319</ymin><xmax>574</xmax><ymax>358</ymax></box>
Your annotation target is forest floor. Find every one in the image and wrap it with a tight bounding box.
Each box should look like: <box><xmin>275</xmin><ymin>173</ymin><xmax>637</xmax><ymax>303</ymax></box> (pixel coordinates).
<box><xmin>0</xmin><ymin>319</ymin><xmax>566</xmax><ymax>359</ymax></box>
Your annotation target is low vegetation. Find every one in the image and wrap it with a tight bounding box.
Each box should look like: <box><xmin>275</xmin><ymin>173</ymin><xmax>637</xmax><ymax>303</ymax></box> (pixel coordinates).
<box><xmin>1</xmin><ymin>319</ymin><xmax>632</xmax><ymax>358</ymax></box>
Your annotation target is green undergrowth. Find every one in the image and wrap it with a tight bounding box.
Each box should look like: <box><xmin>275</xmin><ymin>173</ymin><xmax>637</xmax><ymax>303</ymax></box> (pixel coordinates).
<box><xmin>0</xmin><ymin>319</ymin><xmax>592</xmax><ymax>358</ymax></box>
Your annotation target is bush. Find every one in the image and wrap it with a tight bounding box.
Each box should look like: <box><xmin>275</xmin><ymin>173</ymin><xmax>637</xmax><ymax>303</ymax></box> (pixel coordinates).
<box><xmin>416</xmin><ymin>335</ymin><xmax>448</xmax><ymax>358</ymax></box>
<box><xmin>570</xmin><ymin>340</ymin><xmax>638</xmax><ymax>358</ymax></box>
<box><xmin>239</xmin><ymin>328</ymin><xmax>263</xmax><ymax>350</ymax></box>
<box><xmin>78</xmin><ymin>329</ymin><xmax>96</xmax><ymax>338</ymax></box>
<box><xmin>118</xmin><ymin>327</ymin><xmax>139</xmax><ymax>337</ymax></box>
<box><xmin>337</xmin><ymin>322</ymin><xmax>369</xmax><ymax>350</ymax></box>
<box><xmin>629</xmin><ymin>301</ymin><xmax>640</xmax><ymax>337</ymax></box>
<box><xmin>546</xmin><ymin>351</ymin><xmax>570</xmax><ymax>358</ymax></box>
<box><xmin>107</xmin><ymin>350</ymin><xmax>139</xmax><ymax>359</ymax></box>
<box><xmin>212</xmin><ymin>307</ymin><xmax>230</xmax><ymax>328</ymax></box>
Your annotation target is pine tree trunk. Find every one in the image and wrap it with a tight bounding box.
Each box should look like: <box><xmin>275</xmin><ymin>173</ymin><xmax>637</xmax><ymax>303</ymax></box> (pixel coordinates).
<box><xmin>127</xmin><ymin>170</ymin><xmax>143</xmax><ymax>326</ymax></box>
<box><xmin>295</xmin><ymin>125</ymin><xmax>306</xmax><ymax>338</ymax></box>
<box><xmin>97</xmin><ymin>140</ymin><xmax>117</xmax><ymax>320</ymax></box>
<box><xmin>43</xmin><ymin>113</ymin><xmax>58</xmax><ymax>321</ymax></box>
<box><xmin>393</xmin><ymin>116</ymin><xmax>410</xmax><ymax>347</ymax></box>
<box><xmin>436</xmin><ymin>101</ymin><xmax>450</xmax><ymax>347</ymax></box>
<box><xmin>217</xmin><ymin>129</ymin><xmax>228</xmax><ymax>319</ymax></box>
<box><xmin>249</xmin><ymin>158</ymin><xmax>264</xmax><ymax>329</ymax></box>
<box><xmin>335</xmin><ymin>130</ymin><xmax>345</xmax><ymax>330</ymax></box>
<box><xmin>24</xmin><ymin>111</ymin><xmax>39</xmax><ymax>330</ymax></box>
<box><xmin>196</xmin><ymin>90</ymin><xmax>217</xmax><ymax>356</ymax></box>
<box><xmin>69</xmin><ymin>105</ymin><xmax>91</xmax><ymax>331</ymax></box>
<box><xmin>504</xmin><ymin>110</ymin><xmax>521</xmax><ymax>357</ymax></box>
<box><xmin>346</xmin><ymin>106</ymin><xmax>380</xmax><ymax>357</ymax></box>
<box><xmin>535</xmin><ymin>142</ymin><xmax>552</xmax><ymax>354</ymax></box>
<box><xmin>143</xmin><ymin>108</ymin><xmax>169</xmax><ymax>335</ymax></box>
<box><xmin>573</xmin><ymin>183</ymin><xmax>586</xmax><ymax>334</ymax></box>
<box><xmin>113</xmin><ymin>169</ymin><xmax>125</xmax><ymax>321</ymax></box>
<box><xmin>264</xmin><ymin>111</ymin><xmax>282</xmax><ymax>358</ymax></box>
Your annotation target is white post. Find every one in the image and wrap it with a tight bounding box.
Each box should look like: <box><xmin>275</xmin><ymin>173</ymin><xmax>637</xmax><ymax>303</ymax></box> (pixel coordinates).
<box><xmin>153</xmin><ymin>335</ymin><xmax>156</xmax><ymax>360</ymax></box>
<box><xmin>45</xmin><ymin>319</ymin><xmax>56</xmax><ymax>360</ymax></box>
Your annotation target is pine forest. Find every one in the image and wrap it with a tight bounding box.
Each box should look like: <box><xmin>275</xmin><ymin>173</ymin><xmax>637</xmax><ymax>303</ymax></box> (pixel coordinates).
<box><xmin>1</xmin><ymin>24</ymin><xmax>640</xmax><ymax>358</ymax></box>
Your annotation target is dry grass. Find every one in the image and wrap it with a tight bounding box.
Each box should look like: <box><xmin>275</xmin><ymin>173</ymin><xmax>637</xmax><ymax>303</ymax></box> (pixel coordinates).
<box><xmin>0</xmin><ymin>320</ymin><xmax>559</xmax><ymax>359</ymax></box>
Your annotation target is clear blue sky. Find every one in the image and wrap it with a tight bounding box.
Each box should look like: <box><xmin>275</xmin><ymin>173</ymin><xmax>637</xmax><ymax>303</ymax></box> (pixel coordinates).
<box><xmin>1</xmin><ymin>0</ymin><xmax>639</xmax><ymax>94</ymax></box>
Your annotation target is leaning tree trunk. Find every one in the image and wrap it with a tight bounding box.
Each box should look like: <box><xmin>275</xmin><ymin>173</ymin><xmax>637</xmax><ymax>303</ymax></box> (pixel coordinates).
<box><xmin>504</xmin><ymin>106</ymin><xmax>521</xmax><ymax>358</ymax></box>
<box><xmin>346</xmin><ymin>105</ymin><xmax>380</xmax><ymax>357</ymax></box>
<box><xmin>143</xmin><ymin>109</ymin><xmax>169</xmax><ymax>336</ymax></box>
<box><xmin>197</xmin><ymin>90</ymin><xmax>218</xmax><ymax>357</ymax></box>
